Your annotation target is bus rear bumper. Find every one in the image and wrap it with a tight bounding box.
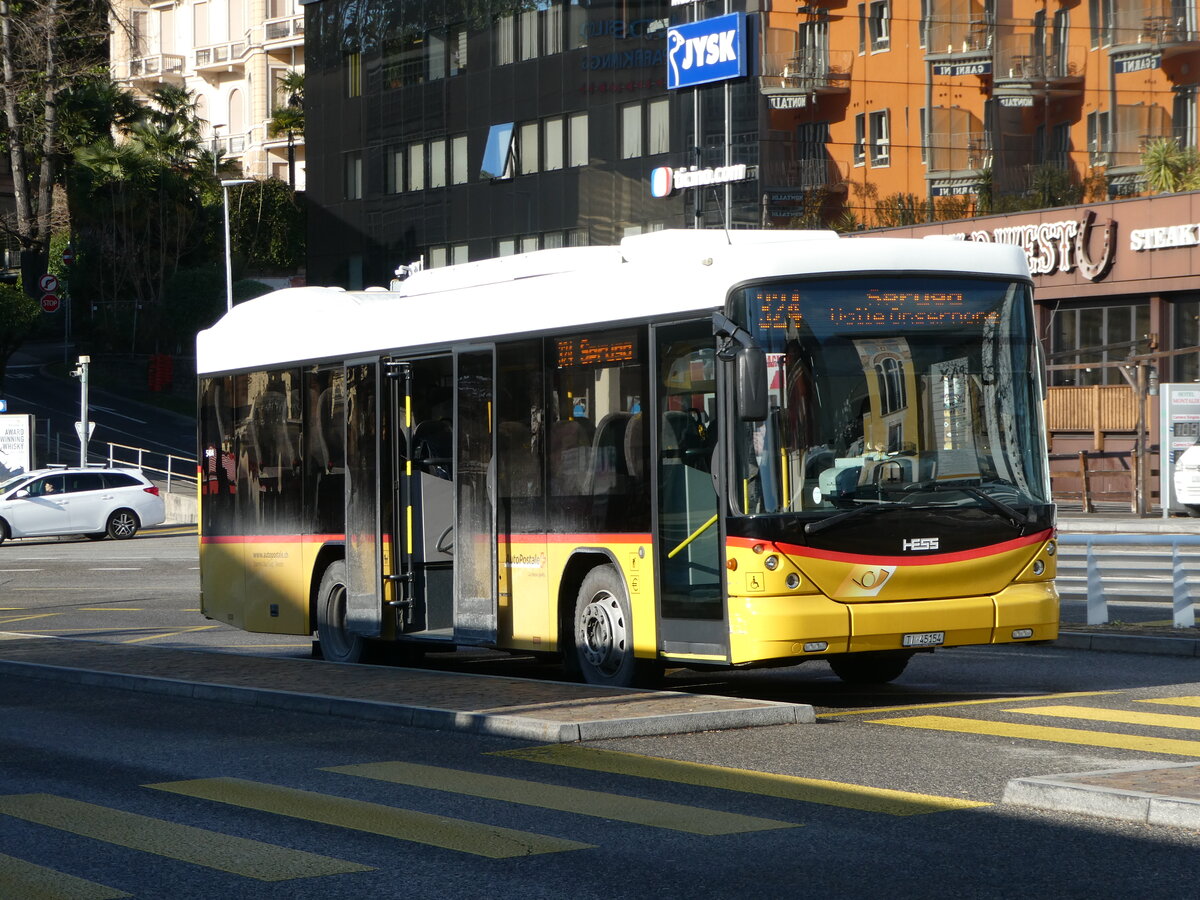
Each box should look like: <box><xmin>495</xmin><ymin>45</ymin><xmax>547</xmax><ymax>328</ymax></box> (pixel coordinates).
<box><xmin>728</xmin><ymin>582</ymin><xmax>1059</xmax><ymax>664</ymax></box>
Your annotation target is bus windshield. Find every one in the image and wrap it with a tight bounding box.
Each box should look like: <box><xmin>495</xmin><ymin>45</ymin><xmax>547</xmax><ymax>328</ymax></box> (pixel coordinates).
<box><xmin>730</xmin><ymin>275</ymin><xmax>1050</xmax><ymax>518</ymax></box>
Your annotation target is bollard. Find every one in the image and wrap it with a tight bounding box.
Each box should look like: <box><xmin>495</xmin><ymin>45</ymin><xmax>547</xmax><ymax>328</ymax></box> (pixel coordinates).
<box><xmin>1172</xmin><ymin>545</ymin><xmax>1196</xmax><ymax>629</ymax></box>
<box><xmin>1086</xmin><ymin>543</ymin><xmax>1108</xmax><ymax>625</ymax></box>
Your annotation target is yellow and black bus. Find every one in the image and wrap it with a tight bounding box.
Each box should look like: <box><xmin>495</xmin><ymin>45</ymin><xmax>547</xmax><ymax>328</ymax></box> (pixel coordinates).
<box><xmin>196</xmin><ymin>229</ymin><xmax>1058</xmax><ymax>686</ymax></box>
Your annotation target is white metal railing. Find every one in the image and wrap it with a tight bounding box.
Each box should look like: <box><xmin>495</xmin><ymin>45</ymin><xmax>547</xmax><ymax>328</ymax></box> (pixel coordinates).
<box><xmin>1057</xmin><ymin>534</ymin><xmax>1198</xmax><ymax>628</ymax></box>
<box><xmin>103</xmin><ymin>442</ymin><xmax>197</xmax><ymax>494</ymax></box>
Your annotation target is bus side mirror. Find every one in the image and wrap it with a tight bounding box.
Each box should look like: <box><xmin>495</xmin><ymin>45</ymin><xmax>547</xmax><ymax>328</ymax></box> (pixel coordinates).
<box><xmin>737</xmin><ymin>346</ymin><xmax>767</xmax><ymax>421</ymax></box>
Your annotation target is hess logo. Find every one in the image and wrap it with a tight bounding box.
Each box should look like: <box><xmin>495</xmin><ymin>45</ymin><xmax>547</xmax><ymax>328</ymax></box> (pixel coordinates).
<box><xmin>903</xmin><ymin>537</ymin><xmax>940</xmax><ymax>552</ymax></box>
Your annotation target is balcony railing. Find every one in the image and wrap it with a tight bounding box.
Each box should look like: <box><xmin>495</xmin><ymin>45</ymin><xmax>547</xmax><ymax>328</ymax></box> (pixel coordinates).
<box><xmin>759</xmin><ymin>49</ymin><xmax>852</xmax><ymax>96</ymax></box>
<box><xmin>195</xmin><ymin>41</ymin><xmax>249</xmax><ymax>70</ymax></box>
<box><xmin>925</xmin><ymin>18</ymin><xmax>992</xmax><ymax>56</ymax></box>
<box><xmin>126</xmin><ymin>54</ymin><xmax>185</xmax><ymax>81</ymax></box>
<box><xmin>927</xmin><ymin>131</ymin><xmax>990</xmax><ymax>173</ymax></box>
<box><xmin>1113</xmin><ymin>5</ymin><xmax>1199</xmax><ymax>48</ymax></box>
<box><xmin>264</xmin><ymin>14</ymin><xmax>304</xmax><ymax>43</ymax></box>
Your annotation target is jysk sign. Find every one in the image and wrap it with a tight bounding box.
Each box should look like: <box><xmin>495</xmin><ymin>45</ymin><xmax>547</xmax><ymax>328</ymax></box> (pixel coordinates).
<box><xmin>667</xmin><ymin>13</ymin><xmax>746</xmax><ymax>90</ymax></box>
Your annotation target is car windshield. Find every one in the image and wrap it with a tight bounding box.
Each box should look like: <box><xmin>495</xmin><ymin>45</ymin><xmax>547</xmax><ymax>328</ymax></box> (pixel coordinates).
<box><xmin>0</xmin><ymin>473</ymin><xmax>33</xmax><ymax>494</ymax></box>
<box><xmin>730</xmin><ymin>274</ymin><xmax>1050</xmax><ymax>516</ymax></box>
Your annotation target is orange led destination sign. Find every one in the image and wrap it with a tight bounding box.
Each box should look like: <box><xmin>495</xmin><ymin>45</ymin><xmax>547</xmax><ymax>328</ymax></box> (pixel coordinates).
<box><xmin>755</xmin><ymin>290</ymin><xmax>996</xmax><ymax>330</ymax></box>
<box><xmin>556</xmin><ymin>330</ymin><xmax>637</xmax><ymax>368</ymax></box>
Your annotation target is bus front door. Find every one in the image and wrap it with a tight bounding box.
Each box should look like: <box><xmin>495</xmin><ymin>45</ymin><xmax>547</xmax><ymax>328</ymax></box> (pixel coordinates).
<box><xmin>453</xmin><ymin>347</ymin><xmax>498</xmax><ymax>644</ymax></box>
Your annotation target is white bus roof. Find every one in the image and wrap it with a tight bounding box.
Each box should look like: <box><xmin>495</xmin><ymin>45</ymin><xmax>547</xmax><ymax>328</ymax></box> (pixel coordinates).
<box><xmin>196</xmin><ymin>229</ymin><xmax>1031</xmax><ymax>375</ymax></box>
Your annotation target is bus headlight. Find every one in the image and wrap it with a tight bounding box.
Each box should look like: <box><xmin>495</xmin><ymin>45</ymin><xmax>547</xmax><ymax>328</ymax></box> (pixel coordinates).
<box><xmin>1012</xmin><ymin>628</ymin><xmax>1034</xmax><ymax>639</ymax></box>
<box><xmin>1032</xmin><ymin>560</ymin><xmax>1045</xmax><ymax>575</ymax></box>
<box><xmin>786</xmin><ymin>573</ymin><xmax>801</xmax><ymax>590</ymax></box>
<box><xmin>764</xmin><ymin>555</ymin><xmax>779</xmax><ymax>571</ymax></box>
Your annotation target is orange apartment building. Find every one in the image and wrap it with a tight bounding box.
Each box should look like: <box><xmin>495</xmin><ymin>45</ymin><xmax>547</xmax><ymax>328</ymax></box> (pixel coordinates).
<box><xmin>758</xmin><ymin>0</ymin><xmax>1199</xmax><ymax>226</ymax></box>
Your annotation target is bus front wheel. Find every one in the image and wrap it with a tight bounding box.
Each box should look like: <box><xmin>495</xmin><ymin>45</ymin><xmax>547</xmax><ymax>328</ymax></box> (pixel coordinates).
<box><xmin>570</xmin><ymin>565</ymin><xmax>637</xmax><ymax>687</ymax></box>
<box><xmin>316</xmin><ymin>560</ymin><xmax>369</xmax><ymax>664</ymax></box>
<box><xmin>827</xmin><ymin>651</ymin><xmax>913</xmax><ymax>685</ymax></box>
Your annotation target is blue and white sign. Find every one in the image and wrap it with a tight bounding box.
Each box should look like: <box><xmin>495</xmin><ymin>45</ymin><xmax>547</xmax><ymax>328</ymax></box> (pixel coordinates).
<box><xmin>667</xmin><ymin>13</ymin><xmax>746</xmax><ymax>90</ymax></box>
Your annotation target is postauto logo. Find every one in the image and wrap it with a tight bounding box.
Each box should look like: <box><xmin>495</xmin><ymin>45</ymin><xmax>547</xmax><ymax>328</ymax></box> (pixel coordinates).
<box><xmin>666</xmin><ymin>12</ymin><xmax>746</xmax><ymax>90</ymax></box>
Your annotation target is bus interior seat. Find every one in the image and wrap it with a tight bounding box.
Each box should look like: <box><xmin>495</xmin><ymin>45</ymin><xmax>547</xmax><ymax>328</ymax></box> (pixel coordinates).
<box><xmin>590</xmin><ymin>412</ymin><xmax>631</xmax><ymax>495</ymax></box>
<box><xmin>624</xmin><ymin>413</ymin><xmax>645</xmax><ymax>480</ymax></box>
<box><xmin>550</xmin><ymin>419</ymin><xmax>591</xmax><ymax>495</ymax></box>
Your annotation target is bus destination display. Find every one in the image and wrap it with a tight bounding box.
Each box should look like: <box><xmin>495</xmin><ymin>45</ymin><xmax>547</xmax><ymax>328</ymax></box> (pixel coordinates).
<box><xmin>755</xmin><ymin>289</ymin><xmax>998</xmax><ymax>331</ymax></box>
<box><xmin>556</xmin><ymin>331</ymin><xmax>637</xmax><ymax>368</ymax></box>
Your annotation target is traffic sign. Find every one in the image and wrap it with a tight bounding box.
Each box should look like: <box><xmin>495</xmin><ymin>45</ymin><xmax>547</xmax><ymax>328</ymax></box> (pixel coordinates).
<box><xmin>0</xmin><ymin>400</ymin><xmax>6</xmax><ymax>413</ymax></box>
<box><xmin>62</xmin><ymin>246</ymin><xmax>74</xmax><ymax>265</ymax></box>
<box><xmin>40</xmin><ymin>293</ymin><xmax>60</xmax><ymax>313</ymax></box>
<box><xmin>38</xmin><ymin>273</ymin><xmax>58</xmax><ymax>293</ymax></box>
<box><xmin>74</xmin><ymin>421</ymin><xmax>96</xmax><ymax>442</ymax></box>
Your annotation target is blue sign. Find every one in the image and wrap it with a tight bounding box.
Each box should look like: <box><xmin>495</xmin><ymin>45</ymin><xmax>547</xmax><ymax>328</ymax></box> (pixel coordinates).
<box><xmin>666</xmin><ymin>13</ymin><xmax>746</xmax><ymax>90</ymax></box>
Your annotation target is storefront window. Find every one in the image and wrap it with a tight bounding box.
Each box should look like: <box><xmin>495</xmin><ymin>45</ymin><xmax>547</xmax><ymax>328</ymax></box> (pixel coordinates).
<box><xmin>1174</xmin><ymin>297</ymin><xmax>1200</xmax><ymax>383</ymax></box>
<box><xmin>1051</xmin><ymin>302</ymin><xmax>1151</xmax><ymax>386</ymax></box>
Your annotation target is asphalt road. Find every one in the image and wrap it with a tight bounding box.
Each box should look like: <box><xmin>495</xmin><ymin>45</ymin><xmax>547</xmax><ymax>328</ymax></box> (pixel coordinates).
<box><xmin>4</xmin><ymin>531</ymin><xmax>1200</xmax><ymax>897</ymax></box>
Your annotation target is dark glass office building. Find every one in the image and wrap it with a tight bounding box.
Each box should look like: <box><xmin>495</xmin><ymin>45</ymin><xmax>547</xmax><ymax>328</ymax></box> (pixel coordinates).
<box><xmin>302</xmin><ymin>0</ymin><xmax>764</xmax><ymax>287</ymax></box>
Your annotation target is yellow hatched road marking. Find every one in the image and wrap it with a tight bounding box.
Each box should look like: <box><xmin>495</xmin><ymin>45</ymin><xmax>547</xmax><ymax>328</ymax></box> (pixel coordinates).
<box><xmin>871</xmin><ymin>715</ymin><xmax>1200</xmax><ymax>757</ymax></box>
<box><xmin>492</xmin><ymin>745</ymin><xmax>985</xmax><ymax>816</ymax></box>
<box><xmin>326</xmin><ymin>761</ymin><xmax>795</xmax><ymax>835</ymax></box>
<box><xmin>1139</xmin><ymin>696</ymin><xmax>1200</xmax><ymax>709</ymax></box>
<box><xmin>0</xmin><ymin>794</ymin><xmax>370</xmax><ymax>882</ymax></box>
<box><xmin>0</xmin><ymin>851</ymin><xmax>130</xmax><ymax>900</ymax></box>
<box><xmin>818</xmin><ymin>690</ymin><xmax>1117</xmax><ymax>718</ymax></box>
<box><xmin>148</xmin><ymin>778</ymin><xmax>592</xmax><ymax>858</ymax></box>
<box><xmin>121</xmin><ymin>625</ymin><xmax>221</xmax><ymax>644</ymax></box>
<box><xmin>1015</xmin><ymin>705</ymin><xmax>1200</xmax><ymax>731</ymax></box>
<box><xmin>0</xmin><ymin>613</ymin><xmax>59</xmax><ymax>624</ymax></box>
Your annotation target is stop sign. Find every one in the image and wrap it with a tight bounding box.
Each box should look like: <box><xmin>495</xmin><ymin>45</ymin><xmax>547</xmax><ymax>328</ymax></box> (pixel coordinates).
<box><xmin>41</xmin><ymin>293</ymin><xmax>60</xmax><ymax>313</ymax></box>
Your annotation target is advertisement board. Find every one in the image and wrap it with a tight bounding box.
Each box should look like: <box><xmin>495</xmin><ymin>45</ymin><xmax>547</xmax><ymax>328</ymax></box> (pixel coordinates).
<box><xmin>0</xmin><ymin>414</ymin><xmax>35</xmax><ymax>481</ymax></box>
<box><xmin>1160</xmin><ymin>385</ymin><xmax>1200</xmax><ymax>515</ymax></box>
<box><xmin>666</xmin><ymin>13</ymin><xmax>746</xmax><ymax>90</ymax></box>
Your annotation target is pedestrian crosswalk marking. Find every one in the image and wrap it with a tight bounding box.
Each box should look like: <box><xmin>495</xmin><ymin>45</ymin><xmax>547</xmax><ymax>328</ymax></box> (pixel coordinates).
<box><xmin>0</xmin><ymin>851</ymin><xmax>131</xmax><ymax>900</ymax></box>
<box><xmin>493</xmin><ymin>745</ymin><xmax>986</xmax><ymax>816</ymax></box>
<box><xmin>1139</xmin><ymin>696</ymin><xmax>1200</xmax><ymax>709</ymax></box>
<box><xmin>147</xmin><ymin>777</ymin><xmax>592</xmax><ymax>858</ymax></box>
<box><xmin>871</xmin><ymin>715</ymin><xmax>1200</xmax><ymax>757</ymax></box>
<box><xmin>326</xmin><ymin>760</ymin><xmax>796</xmax><ymax>835</ymax></box>
<box><xmin>0</xmin><ymin>794</ymin><xmax>370</xmax><ymax>882</ymax></box>
<box><xmin>1015</xmin><ymin>705</ymin><xmax>1200</xmax><ymax>731</ymax></box>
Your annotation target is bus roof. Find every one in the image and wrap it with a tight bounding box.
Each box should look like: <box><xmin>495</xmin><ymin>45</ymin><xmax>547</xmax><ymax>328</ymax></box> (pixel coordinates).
<box><xmin>196</xmin><ymin>229</ymin><xmax>1031</xmax><ymax>375</ymax></box>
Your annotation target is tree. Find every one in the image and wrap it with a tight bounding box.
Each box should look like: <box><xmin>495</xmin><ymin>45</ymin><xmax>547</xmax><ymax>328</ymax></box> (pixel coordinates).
<box><xmin>0</xmin><ymin>280</ymin><xmax>39</xmax><ymax>390</ymax></box>
<box><xmin>0</xmin><ymin>0</ymin><xmax>109</xmax><ymax>294</ymax></box>
<box><xmin>267</xmin><ymin>70</ymin><xmax>304</xmax><ymax>189</ymax></box>
<box><xmin>1141</xmin><ymin>137</ymin><xmax>1200</xmax><ymax>194</ymax></box>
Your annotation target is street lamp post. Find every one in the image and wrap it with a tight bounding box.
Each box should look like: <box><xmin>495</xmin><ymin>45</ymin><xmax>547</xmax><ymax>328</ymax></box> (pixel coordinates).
<box><xmin>221</xmin><ymin>178</ymin><xmax>254</xmax><ymax>312</ymax></box>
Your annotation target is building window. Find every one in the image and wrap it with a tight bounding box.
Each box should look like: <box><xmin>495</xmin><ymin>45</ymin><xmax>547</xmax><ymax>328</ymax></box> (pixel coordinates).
<box><xmin>383</xmin><ymin>31</ymin><xmax>425</xmax><ymax>89</ymax></box>
<box><xmin>854</xmin><ymin>113</ymin><xmax>866</xmax><ymax>166</ymax></box>
<box><xmin>497</xmin><ymin>238</ymin><xmax>517</xmax><ymax>256</ymax></box>
<box><xmin>647</xmin><ymin>98</ymin><xmax>669</xmax><ymax>155</ymax></box>
<box><xmin>408</xmin><ymin>142</ymin><xmax>425</xmax><ymax>191</ymax></box>
<box><xmin>869</xmin><ymin>110</ymin><xmax>890</xmax><ymax>166</ymax></box>
<box><xmin>519</xmin><ymin>121</ymin><xmax>539</xmax><ymax>174</ymax></box>
<box><xmin>1174</xmin><ymin>87</ymin><xmax>1197</xmax><ymax>149</ymax></box>
<box><xmin>544</xmin><ymin>0</ymin><xmax>564</xmax><ymax>55</ymax></box>
<box><xmin>429</xmin><ymin>138</ymin><xmax>447</xmax><ymax>188</ymax></box>
<box><xmin>427</xmin><ymin>30</ymin><xmax>447</xmax><ymax>81</ymax></box>
<box><xmin>385</xmin><ymin>147</ymin><xmax>403</xmax><ymax>194</ymax></box>
<box><xmin>543</xmin><ymin>231</ymin><xmax>565</xmax><ymax>249</ymax></box>
<box><xmin>521</xmin><ymin>235</ymin><xmax>539</xmax><ymax>253</ymax></box>
<box><xmin>520</xmin><ymin>9</ymin><xmax>539</xmax><ymax>60</ymax></box>
<box><xmin>346</xmin><ymin>52</ymin><xmax>362</xmax><ymax>98</ymax></box>
<box><xmin>1088</xmin><ymin>110</ymin><xmax>1111</xmax><ymax>165</ymax></box>
<box><xmin>451</xmin><ymin>134</ymin><xmax>469</xmax><ymax>184</ymax></box>
<box><xmin>857</xmin><ymin>4</ymin><xmax>866</xmax><ymax>54</ymax></box>
<box><xmin>875</xmin><ymin>356</ymin><xmax>907</xmax><ymax>413</ymax></box>
<box><xmin>1088</xmin><ymin>0</ymin><xmax>1114</xmax><ymax>48</ymax></box>
<box><xmin>449</xmin><ymin>25</ymin><xmax>468</xmax><ymax>75</ymax></box>
<box><xmin>482</xmin><ymin>122</ymin><xmax>515</xmax><ymax>179</ymax></box>
<box><xmin>344</xmin><ymin>152</ymin><xmax>363</xmax><ymax>199</ymax></box>
<box><xmin>869</xmin><ymin>1</ymin><xmax>890</xmax><ymax>51</ymax></box>
<box><xmin>568</xmin><ymin>112</ymin><xmax>588</xmax><ymax>166</ymax></box>
<box><xmin>621</xmin><ymin>102</ymin><xmax>642</xmax><ymax>159</ymax></box>
<box><xmin>1052</xmin><ymin>303</ymin><xmax>1151</xmax><ymax>386</ymax></box>
<box><xmin>568</xmin><ymin>228</ymin><xmax>589</xmax><ymax>246</ymax></box>
<box><xmin>430</xmin><ymin>246</ymin><xmax>448</xmax><ymax>268</ymax></box>
<box><xmin>569</xmin><ymin>0</ymin><xmax>587</xmax><ymax>49</ymax></box>
<box><xmin>544</xmin><ymin>117</ymin><xmax>564</xmax><ymax>171</ymax></box>
<box><xmin>497</xmin><ymin>15</ymin><xmax>515</xmax><ymax>65</ymax></box>
<box><xmin>452</xmin><ymin>243</ymin><xmax>469</xmax><ymax>265</ymax></box>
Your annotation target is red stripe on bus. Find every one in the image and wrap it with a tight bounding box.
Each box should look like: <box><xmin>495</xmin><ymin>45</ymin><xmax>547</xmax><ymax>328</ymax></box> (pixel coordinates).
<box><xmin>200</xmin><ymin>534</ymin><xmax>345</xmax><ymax>545</ymax></box>
<box><xmin>729</xmin><ymin>529</ymin><xmax>1053</xmax><ymax>566</ymax></box>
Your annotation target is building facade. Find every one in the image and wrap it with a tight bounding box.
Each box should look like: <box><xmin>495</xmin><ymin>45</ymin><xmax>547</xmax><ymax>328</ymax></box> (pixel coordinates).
<box><xmin>110</xmin><ymin>0</ymin><xmax>307</xmax><ymax>187</ymax></box>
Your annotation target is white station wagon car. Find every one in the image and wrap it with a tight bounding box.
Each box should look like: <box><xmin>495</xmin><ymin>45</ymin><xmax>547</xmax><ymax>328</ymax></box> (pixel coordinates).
<box><xmin>0</xmin><ymin>466</ymin><xmax>166</xmax><ymax>544</ymax></box>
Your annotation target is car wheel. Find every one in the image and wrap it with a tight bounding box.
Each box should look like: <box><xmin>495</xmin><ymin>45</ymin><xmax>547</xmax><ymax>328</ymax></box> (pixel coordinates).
<box><xmin>570</xmin><ymin>564</ymin><xmax>639</xmax><ymax>687</ymax></box>
<box><xmin>316</xmin><ymin>560</ymin><xmax>369</xmax><ymax>664</ymax></box>
<box><xmin>106</xmin><ymin>509</ymin><xmax>140</xmax><ymax>540</ymax></box>
<box><xmin>0</xmin><ymin>519</ymin><xmax>8</xmax><ymax>546</ymax></box>
<box><xmin>827</xmin><ymin>651</ymin><xmax>914</xmax><ymax>685</ymax></box>
<box><xmin>85</xmin><ymin>533</ymin><xmax>108</xmax><ymax>541</ymax></box>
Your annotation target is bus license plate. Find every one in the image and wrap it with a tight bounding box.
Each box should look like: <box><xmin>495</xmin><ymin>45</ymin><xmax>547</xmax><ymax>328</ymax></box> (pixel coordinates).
<box><xmin>902</xmin><ymin>631</ymin><xmax>945</xmax><ymax>647</ymax></box>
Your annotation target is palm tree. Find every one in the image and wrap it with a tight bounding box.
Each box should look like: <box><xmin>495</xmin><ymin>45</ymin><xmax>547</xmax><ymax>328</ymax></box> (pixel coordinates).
<box><xmin>267</xmin><ymin>70</ymin><xmax>304</xmax><ymax>187</ymax></box>
<box><xmin>1141</xmin><ymin>137</ymin><xmax>1200</xmax><ymax>193</ymax></box>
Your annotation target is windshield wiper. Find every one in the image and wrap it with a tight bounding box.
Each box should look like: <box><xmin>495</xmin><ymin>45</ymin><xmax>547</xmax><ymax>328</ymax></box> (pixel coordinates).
<box><xmin>804</xmin><ymin>501</ymin><xmax>904</xmax><ymax>536</ymax></box>
<box><xmin>902</xmin><ymin>480</ymin><xmax>1035</xmax><ymax>530</ymax></box>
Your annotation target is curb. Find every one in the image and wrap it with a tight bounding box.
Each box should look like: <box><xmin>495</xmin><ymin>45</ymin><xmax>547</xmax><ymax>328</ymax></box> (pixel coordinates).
<box><xmin>0</xmin><ymin>658</ymin><xmax>813</xmax><ymax>742</ymax></box>
<box><xmin>1056</xmin><ymin>631</ymin><xmax>1200</xmax><ymax>657</ymax></box>
<box><xmin>1003</xmin><ymin>762</ymin><xmax>1200</xmax><ymax>830</ymax></box>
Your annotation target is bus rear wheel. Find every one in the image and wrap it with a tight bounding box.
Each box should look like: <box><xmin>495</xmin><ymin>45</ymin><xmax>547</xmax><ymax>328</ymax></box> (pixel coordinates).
<box><xmin>316</xmin><ymin>560</ymin><xmax>369</xmax><ymax>664</ymax></box>
<box><xmin>570</xmin><ymin>565</ymin><xmax>637</xmax><ymax>687</ymax></box>
<box><xmin>828</xmin><ymin>651</ymin><xmax>914</xmax><ymax>685</ymax></box>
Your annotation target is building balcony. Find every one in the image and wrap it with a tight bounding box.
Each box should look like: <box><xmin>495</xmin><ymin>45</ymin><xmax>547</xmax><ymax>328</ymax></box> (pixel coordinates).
<box><xmin>759</xmin><ymin>49</ymin><xmax>852</xmax><ymax>104</ymax></box>
<box><xmin>761</xmin><ymin>157</ymin><xmax>847</xmax><ymax>191</ymax></box>
<box><xmin>1111</xmin><ymin>7</ymin><xmax>1200</xmax><ymax>62</ymax></box>
<box><xmin>993</xmin><ymin>39</ymin><xmax>1085</xmax><ymax>103</ymax></box>
<box><xmin>927</xmin><ymin>132</ymin><xmax>991</xmax><ymax>177</ymax></box>
<box><xmin>925</xmin><ymin>17</ymin><xmax>993</xmax><ymax>61</ymax></box>
<box><xmin>124</xmin><ymin>54</ymin><xmax>185</xmax><ymax>86</ymax></box>
<box><xmin>263</xmin><ymin>14</ymin><xmax>304</xmax><ymax>50</ymax></box>
<box><xmin>195</xmin><ymin>41</ymin><xmax>250</xmax><ymax>75</ymax></box>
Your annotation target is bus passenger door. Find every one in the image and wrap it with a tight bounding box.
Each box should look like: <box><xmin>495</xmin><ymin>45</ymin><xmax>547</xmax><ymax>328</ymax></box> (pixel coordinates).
<box><xmin>454</xmin><ymin>346</ymin><xmax>498</xmax><ymax>644</ymax></box>
<box><xmin>344</xmin><ymin>360</ymin><xmax>388</xmax><ymax>639</ymax></box>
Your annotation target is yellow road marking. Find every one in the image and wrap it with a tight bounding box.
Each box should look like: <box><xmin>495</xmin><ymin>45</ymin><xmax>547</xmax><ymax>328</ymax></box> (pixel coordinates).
<box><xmin>872</xmin><ymin>715</ymin><xmax>1200</xmax><ymax>757</ymax></box>
<box><xmin>121</xmin><ymin>625</ymin><xmax>220</xmax><ymax>644</ymax></box>
<box><xmin>0</xmin><ymin>613</ymin><xmax>59</xmax><ymax>625</ymax></box>
<box><xmin>148</xmin><ymin>778</ymin><xmax>592</xmax><ymax>858</ymax></box>
<box><xmin>1139</xmin><ymin>696</ymin><xmax>1200</xmax><ymax>709</ymax></box>
<box><xmin>0</xmin><ymin>794</ymin><xmax>370</xmax><ymax>882</ymax></box>
<box><xmin>818</xmin><ymin>690</ymin><xmax>1117</xmax><ymax>718</ymax></box>
<box><xmin>493</xmin><ymin>745</ymin><xmax>984</xmax><ymax>815</ymax></box>
<box><xmin>327</xmin><ymin>761</ymin><xmax>795</xmax><ymax>835</ymax></box>
<box><xmin>0</xmin><ymin>851</ymin><xmax>130</xmax><ymax>900</ymax></box>
<box><xmin>1015</xmin><ymin>705</ymin><xmax>1200</xmax><ymax>731</ymax></box>
<box><xmin>78</xmin><ymin>609</ymin><xmax>143</xmax><ymax>612</ymax></box>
